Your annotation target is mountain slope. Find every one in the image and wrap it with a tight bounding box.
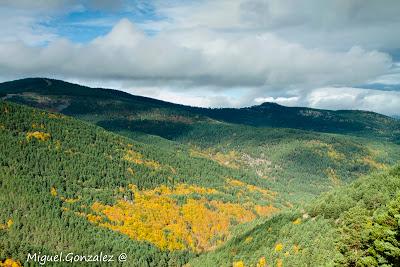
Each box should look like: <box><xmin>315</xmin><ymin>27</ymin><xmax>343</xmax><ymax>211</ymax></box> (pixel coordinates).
<box><xmin>1</xmin><ymin>78</ymin><xmax>399</xmax><ymax>142</ymax></box>
<box><xmin>189</xmin><ymin>165</ymin><xmax>400</xmax><ymax>267</ymax></box>
<box><xmin>0</xmin><ymin>101</ymin><xmax>281</xmax><ymax>265</ymax></box>
<box><xmin>197</xmin><ymin>103</ymin><xmax>400</xmax><ymax>143</ymax></box>
<box><xmin>1</xmin><ymin>79</ymin><xmax>400</xmax><ymax>266</ymax></box>
<box><xmin>1</xmin><ymin>78</ymin><xmax>400</xmax><ymax>204</ymax></box>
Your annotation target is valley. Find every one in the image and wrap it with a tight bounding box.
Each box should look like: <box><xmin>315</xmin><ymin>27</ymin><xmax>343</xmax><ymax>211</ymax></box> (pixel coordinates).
<box><xmin>1</xmin><ymin>78</ymin><xmax>399</xmax><ymax>266</ymax></box>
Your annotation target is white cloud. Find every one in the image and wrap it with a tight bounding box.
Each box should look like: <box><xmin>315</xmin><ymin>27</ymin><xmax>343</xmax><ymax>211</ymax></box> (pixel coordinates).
<box><xmin>0</xmin><ymin>0</ymin><xmax>123</xmax><ymax>11</ymax></box>
<box><xmin>254</xmin><ymin>87</ymin><xmax>400</xmax><ymax>115</ymax></box>
<box><xmin>125</xmin><ymin>86</ymin><xmax>246</xmax><ymax>108</ymax></box>
<box><xmin>63</xmin><ymin>76</ymin><xmax>400</xmax><ymax>115</ymax></box>
<box><xmin>0</xmin><ymin>8</ymin><xmax>57</xmax><ymax>45</ymax></box>
<box><xmin>239</xmin><ymin>0</ymin><xmax>400</xmax><ymax>51</ymax></box>
<box><xmin>0</xmin><ymin>0</ymin><xmax>75</xmax><ymax>10</ymax></box>
<box><xmin>240</xmin><ymin>0</ymin><xmax>400</xmax><ymax>28</ymax></box>
<box><xmin>368</xmin><ymin>63</ymin><xmax>400</xmax><ymax>85</ymax></box>
<box><xmin>0</xmin><ymin>1</ymin><xmax>399</xmax><ymax>114</ymax></box>
<box><xmin>305</xmin><ymin>87</ymin><xmax>400</xmax><ymax>115</ymax></box>
<box><xmin>149</xmin><ymin>0</ymin><xmax>400</xmax><ymax>51</ymax></box>
<box><xmin>151</xmin><ymin>0</ymin><xmax>243</xmax><ymax>30</ymax></box>
<box><xmin>0</xmin><ymin>19</ymin><xmax>392</xmax><ymax>89</ymax></box>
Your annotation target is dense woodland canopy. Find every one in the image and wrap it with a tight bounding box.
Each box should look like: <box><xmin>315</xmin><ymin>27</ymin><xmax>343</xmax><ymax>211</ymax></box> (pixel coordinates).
<box><xmin>0</xmin><ymin>78</ymin><xmax>399</xmax><ymax>266</ymax></box>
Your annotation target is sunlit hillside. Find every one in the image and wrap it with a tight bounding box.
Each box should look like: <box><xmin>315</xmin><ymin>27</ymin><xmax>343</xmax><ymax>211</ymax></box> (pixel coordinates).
<box><xmin>2</xmin><ymin>78</ymin><xmax>400</xmax><ymax>204</ymax></box>
<box><xmin>1</xmin><ymin>79</ymin><xmax>399</xmax><ymax>266</ymax></box>
<box><xmin>0</xmin><ymin>101</ymin><xmax>281</xmax><ymax>265</ymax></box>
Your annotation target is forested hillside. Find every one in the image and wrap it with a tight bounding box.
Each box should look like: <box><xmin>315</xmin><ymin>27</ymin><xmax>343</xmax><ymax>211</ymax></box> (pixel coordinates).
<box><xmin>1</xmin><ymin>78</ymin><xmax>400</xmax><ymax>203</ymax></box>
<box><xmin>189</xmin><ymin>165</ymin><xmax>400</xmax><ymax>267</ymax></box>
<box><xmin>0</xmin><ymin>101</ymin><xmax>282</xmax><ymax>266</ymax></box>
<box><xmin>1</xmin><ymin>78</ymin><xmax>399</xmax><ymax>266</ymax></box>
<box><xmin>1</xmin><ymin>78</ymin><xmax>399</xmax><ymax>142</ymax></box>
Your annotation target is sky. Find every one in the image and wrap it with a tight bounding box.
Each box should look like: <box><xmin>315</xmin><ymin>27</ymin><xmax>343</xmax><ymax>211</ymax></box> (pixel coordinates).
<box><xmin>1</xmin><ymin>0</ymin><xmax>400</xmax><ymax>115</ymax></box>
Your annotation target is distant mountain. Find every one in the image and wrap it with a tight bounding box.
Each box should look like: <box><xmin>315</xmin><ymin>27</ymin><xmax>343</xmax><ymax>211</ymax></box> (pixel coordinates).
<box><xmin>392</xmin><ymin>115</ymin><xmax>400</xmax><ymax>120</ymax></box>
<box><xmin>1</xmin><ymin>77</ymin><xmax>400</xmax><ymax>200</ymax></box>
<box><xmin>1</xmin><ymin>78</ymin><xmax>399</xmax><ymax>143</ymax></box>
<box><xmin>197</xmin><ymin>102</ymin><xmax>400</xmax><ymax>143</ymax></box>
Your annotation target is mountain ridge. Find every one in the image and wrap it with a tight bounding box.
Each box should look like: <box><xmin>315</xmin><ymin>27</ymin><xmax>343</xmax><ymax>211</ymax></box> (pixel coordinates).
<box><xmin>2</xmin><ymin>77</ymin><xmax>400</xmax><ymax>203</ymax></box>
<box><xmin>0</xmin><ymin>77</ymin><xmax>394</xmax><ymax>116</ymax></box>
<box><xmin>1</xmin><ymin>77</ymin><xmax>399</xmax><ymax>143</ymax></box>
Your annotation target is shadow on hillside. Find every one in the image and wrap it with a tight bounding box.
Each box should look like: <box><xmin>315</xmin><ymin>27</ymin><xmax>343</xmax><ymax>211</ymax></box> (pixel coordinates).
<box><xmin>97</xmin><ymin>119</ymin><xmax>193</xmax><ymax>140</ymax></box>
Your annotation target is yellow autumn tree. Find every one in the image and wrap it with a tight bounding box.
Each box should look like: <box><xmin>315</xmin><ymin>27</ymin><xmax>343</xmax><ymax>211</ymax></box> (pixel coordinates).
<box><xmin>254</xmin><ymin>205</ymin><xmax>279</xmax><ymax>216</ymax></box>
<box><xmin>50</xmin><ymin>187</ymin><xmax>57</xmax><ymax>197</ymax></box>
<box><xmin>244</xmin><ymin>236</ymin><xmax>253</xmax><ymax>244</ymax></box>
<box><xmin>0</xmin><ymin>259</ymin><xmax>21</xmax><ymax>267</ymax></box>
<box><xmin>26</xmin><ymin>131</ymin><xmax>50</xmax><ymax>141</ymax></box>
<box><xmin>233</xmin><ymin>260</ymin><xmax>245</xmax><ymax>267</ymax></box>
<box><xmin>256</xmin><ymin>257</ymin><xmax>267</xmax><ymax>267</ymax></box>
<box><xmin>275</xmin><ymin>243</ymin><xmax>283</xmax><ymax>252</ymax></box>
<box><xmin>292</xmin><ymin>218</ymin><xmax>301</xmax><ymax>225</ymax></box>
<box><xmin>293</xmin><ymin>244</ymin><xmax>300</xmax><ymax>254</ymax></box>
<box><xmin>88</xmin><ymin>183</ymin><xmax>273</xmax><ymax>252</ymax></box>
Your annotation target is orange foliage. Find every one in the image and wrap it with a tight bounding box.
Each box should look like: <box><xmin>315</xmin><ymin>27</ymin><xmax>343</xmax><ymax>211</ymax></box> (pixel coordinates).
<box><xmin>143</xmin><ymin>160</ymin><xmax>161</xmax><ymax>170</ymax></box>
<box><xmin>26</xmin><ymin>131</ymin><xmax>51</xmax><ymax>142</ymax></box>
<box><xmin>88</xmin><ymin>183</ymin><xmax>272</xmax><ymax>252</ymax></box>
<box><xmin>181</xmin><ymin>198</ymin><xmax>232</xmax><ymax>250</ymax></box>
<box><xmin>233</xmin><ymin>261</ymin><xmax>245</xmax><ymax>267</ymax></box>
<box><xmin>123</xmin><ymin>150</ymin><xmax>161</xmax><ymax>170</ymax></box>
<box><xmin>293</xmin><ymin>244</ymin><xmax>300</xmax><ymax>254</ymax></box>
<box><xmin>92</xmin><ymin>198</ymin><xmax>188</xmax><ymax>251</ymax></box>
<box><xmin>362</xmin><ymin>156</ymin><xmax>387</xmax><ymax>170</ymax></box>
<box><xmin>0</xmin><ymin>259</ymin><xmax>21</xmax><ymax>267</ymax></box>
<box><xmin>127</xmin><ymin>167</ymin><xmax>135</xmax><ymax>176</ymax></box>
<box><xmin>292</xmin><ymin>218</ymin><xmax>301</xmax><ymax>225</ymax></box>
<box><xmin>123</xmin><ymin>149</ymin><xmax>143</xmax><ymax>164</ymax></box>
<box><xmin>48</xmin><ymin>113</ymin><xmax>62</xmax><ymax>119</ymax></box>
<box><xmin>254</xmin><ymin>205</ymin><xmax>279</xmax><ymax>216</ymax></box>
<box><xmin>210</xmin><ymin>200</ymin><xmax>255</xmax><ymax>224</ymax></box>
<box><xmin>308</xmin><ymin>140</ymin><xmax>345</xmax><ymax>161</ymax></box>
<box><xmin>50</xmin><ymin>187</ymin><xmax>57</xmax><ymax>197</ymax></box>
<box><xmin>0</xmin><ymin>219</ymin><xmax>13</xmax><ymax>230</ymax></box>
<box><xmin>138</xmin><ymin>184</ymin><xmax>218</xmax><ymax>197</ymax></box>
<box><xmin>226</xmin><ymin>179</ymin><xmax>276</xmax><ymax>200</ymax></box>
<box><xmin>63</xmin><ymin>197</ymin><xmax>79</xmax><ymax>203</ymax></box>
<box><xmin>227</xmin><ymin>179</ymin><xmax>246</xmax><ymax>187</ymax></box>
<box><xmin>87</xmin><ymin>214</ymin><xmax>102</xmax><ymax>223</ymax></box>
<box><xmin>244</xmin><ymin>236</ymin><xmax>253</xmax><ymax>244</ymax></box>
<box><xmin>31</xmin><ymin>123</ymin><xmax>45</xmax><ymax>129</ymax></box>
<box><xmin>257</xmin><ymin>257</ymin><xmax>267</xmax><ymax>267</ymax></box>
<box><xmin>190</xmin><ymin>148</ymin><xmax>240</xmax><ymax>169</ymax></box>
<box><xmin>275</xmin><ymin>243</ymin><xmax>283</xmax><ymax>252</ymax></box>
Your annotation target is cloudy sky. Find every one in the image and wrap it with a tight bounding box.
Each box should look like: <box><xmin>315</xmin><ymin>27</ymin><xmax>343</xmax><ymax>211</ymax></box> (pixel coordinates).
<box><xmin>1</xmin><ymin>0</ymin><xmax>400</xmax><ymax>115</ymax></box>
